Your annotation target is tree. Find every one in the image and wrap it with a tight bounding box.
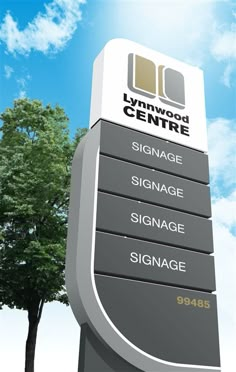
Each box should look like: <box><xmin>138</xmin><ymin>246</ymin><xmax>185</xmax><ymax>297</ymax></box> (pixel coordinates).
<box><xmin>0</xmin><ymin>99</ymin><xmax>87</xmax><ymax>372</ymax></box>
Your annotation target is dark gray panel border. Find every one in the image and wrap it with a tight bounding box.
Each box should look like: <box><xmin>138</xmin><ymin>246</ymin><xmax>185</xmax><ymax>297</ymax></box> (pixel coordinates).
<box><xmin>99</xmin><ymin>120</ymin><xmax>210</xmax><ymax>184</ymax></box>
<box><xmin>98</xmin><ymin>155</ymin><xmax>212</xmax><ymax>217</ymax></box>
<box><xmin>96</xmin><ymin>192</ymin><xmax>214</xmax><ymax>253</ymax></box>
<box><xmin>94</xmin><ymin>231</ymin><xmax>216</xmax><ymax>292</ymax></box>
<box><xmin>95</xmin><ymin>274</ymin><xmax>221</xmax><ymax>367</ymax></box>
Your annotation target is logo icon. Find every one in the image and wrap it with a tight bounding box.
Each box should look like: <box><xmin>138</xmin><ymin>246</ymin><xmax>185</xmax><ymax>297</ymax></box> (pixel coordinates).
<box><xmin>128</xmin><ymin>54</ymin><xmax>185</xmax><ymax>110</ymax></box>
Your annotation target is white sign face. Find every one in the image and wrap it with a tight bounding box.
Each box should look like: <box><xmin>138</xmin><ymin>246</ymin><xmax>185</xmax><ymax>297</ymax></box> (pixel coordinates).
<box><xmin>89</xmin><ymin>39</ymin><xmax>208</xmax><ymax>152</ymax></box>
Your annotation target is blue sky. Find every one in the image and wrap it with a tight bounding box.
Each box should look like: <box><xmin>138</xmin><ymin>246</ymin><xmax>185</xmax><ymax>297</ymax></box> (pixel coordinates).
<box><xmin>0</xmin><ymin>1</ymin><xmax>236</xmax><ymax>372</ymax></box>
<box><xmin>1</xmin><ymin>1</ymin><xmax>236</xmax><ymax>134</ymax></box>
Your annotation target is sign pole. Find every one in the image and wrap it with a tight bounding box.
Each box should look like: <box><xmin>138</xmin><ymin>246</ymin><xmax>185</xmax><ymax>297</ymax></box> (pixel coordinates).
<box><xmin>78</xmin><ymin>324</ymin><xmax>141</xmax><ymax>372</ymax></box>
<box><xmin>66</xmin><ymin>39</ymin><xmax>221</xmax><ymax>372</ymax></box>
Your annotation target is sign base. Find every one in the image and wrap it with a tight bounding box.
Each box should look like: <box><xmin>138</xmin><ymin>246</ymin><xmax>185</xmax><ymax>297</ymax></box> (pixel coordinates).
<box><xmin>78</xmin><ymin>324</ymin><xmax>141</xmax><ymax>372</ymax></box>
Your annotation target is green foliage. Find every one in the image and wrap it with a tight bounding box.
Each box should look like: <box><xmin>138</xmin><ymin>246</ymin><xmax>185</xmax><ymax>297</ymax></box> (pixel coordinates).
<box><xmin>0</xmin><ymin>98</ymin><xmax>87</xmax><ymax>311</ymax></box>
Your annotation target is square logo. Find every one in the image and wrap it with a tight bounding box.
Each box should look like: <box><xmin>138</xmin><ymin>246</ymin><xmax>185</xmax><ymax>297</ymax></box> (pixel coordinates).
<box><xmin>128</xmin><ymin>53</ymin><xmax>185</xmax><ymax>110</ymax></box>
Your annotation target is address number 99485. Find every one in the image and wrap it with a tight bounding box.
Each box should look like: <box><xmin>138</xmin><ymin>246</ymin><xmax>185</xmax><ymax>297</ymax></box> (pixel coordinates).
<box><xmin>177</xmin><ymin>296</ymin><xmax>210</xmax><ymax>309</ymax></box>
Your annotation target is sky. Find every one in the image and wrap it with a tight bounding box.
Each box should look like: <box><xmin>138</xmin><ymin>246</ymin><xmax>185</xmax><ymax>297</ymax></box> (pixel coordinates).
<box><xmin>0</xmin><ymin>0</ymin><xmax>236</xmax><ymax>371</ymax></box>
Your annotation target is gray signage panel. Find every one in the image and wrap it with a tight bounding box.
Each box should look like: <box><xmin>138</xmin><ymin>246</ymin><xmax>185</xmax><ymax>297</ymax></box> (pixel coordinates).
<box><xmin>95</xmin><ymin>274</ymin><xmax>220</xmax><ymax>367</ymax></box>
<box><xmin>98</xmin><ymin>155</ymin><xmax>211</xmax><ymax>217</ymax></box>
<box><xmin>94</xmin><ymin>232</ymin><xmax>216</xmax><ymax>292</ymax></box>
<box><xmin>99</xmin><ymin>120</ymin><xmax>209</xmax><ymax>184</ymax></box>
<box><xmin>67</xmin><ymin>122</ymin><xmax>220</xmax><ymax>372</ymax></box>
<box><xmin>96</xmin><ymin>192</ymin><xmax>214</xmax><ymax>253</ymax></box>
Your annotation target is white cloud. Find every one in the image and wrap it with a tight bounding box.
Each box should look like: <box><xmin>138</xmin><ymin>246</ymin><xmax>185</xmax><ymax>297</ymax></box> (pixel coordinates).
<box><xmin>212</xmin><ymin>191</ymin><xmax>236</xmax><ymax>228</ymax></box>
<box><xmin>0</xmin><ymin>0</ymin><xmax>85</xmax><ymax>55</ymax></box>
<box><xmin>4</xmin><ymin>65</ymin><xmax>14</xmax><ymax>78</ymax></box>
<box><xmin>16</xmin><ymin>75</ymin><xmax>31</xmax><ymax>98</ymax></box>
<box><xmin>211</xmin><ymin>21</ymin><xmax>236</xmax><ymax>61</ymax></box>
<box><xmin>114</xmin><ymin>0</ymin><xmax>215</xmax><ymax>66</ymax></box>
<box><xmin>213</xmin><ymin>215</ymin><xmax>236</xmax><ymax>372</ymax></box>
<box><xmin>19</xmin><ymin>90</ymin><xmax>26</xmax><ymax>98</ymax></box>
<box><xmin>211</xmin><ymin>13</ymin><xmax>236</xmax><ymax>87</ymax></box>
<box><xmin>212</xmin><ymin>191</ymin><xmax>236</xmax><ymax>371</ymax></box>
<box><xmin>221</xmin><ymin>63</ymin><xmax>235</xmax><ymax>87</ymax></box>
<box><xmin>208</xmin><ymin>118</ymin><xmax>236</xmax><ymax>195</ymax></box>
<box><xmin>209</xmin><ymin>109</ymin><xmax>236</xmax><ymax>368</ymax></box>
<box><xmin>16</xmin><ymin>77</ymin><xmax>27</xmax><ymax>88</ymax></box>
<box><xmin>207</xmin><ymin>116</ymin><xmax>236</xmax><ymax>371</ymax></box>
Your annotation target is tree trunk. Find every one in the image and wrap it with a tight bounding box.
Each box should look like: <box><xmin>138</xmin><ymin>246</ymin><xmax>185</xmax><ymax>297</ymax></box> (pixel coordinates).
<box><xmin>25</xmin><ymin>299</ymin><xmax>44</xmax><ymax>372</ymax></box>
